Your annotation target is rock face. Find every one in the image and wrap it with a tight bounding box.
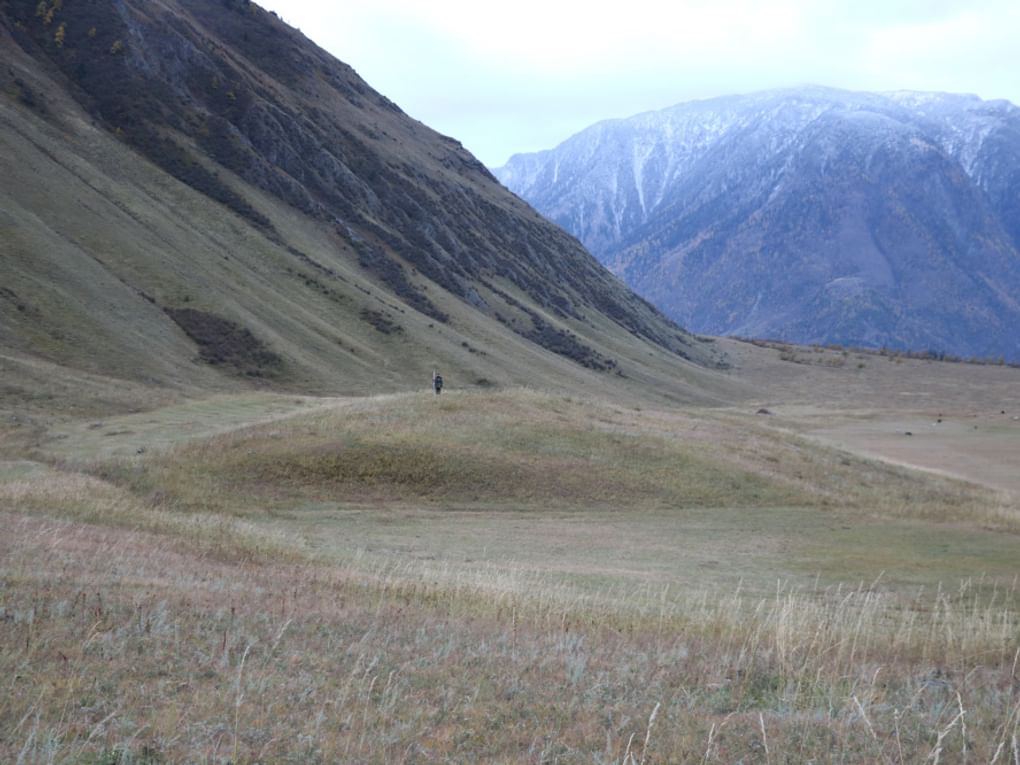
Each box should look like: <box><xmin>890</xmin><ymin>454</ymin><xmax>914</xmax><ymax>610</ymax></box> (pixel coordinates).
<box><xmin>496</xmin><ymin>87</ymin><xmax>1020</xmax><ymax>361</ymax></box>
<box><xmin>0</xmin><ymin>0</ymin><xmax>720</xmax><ymax>396</ymax></box>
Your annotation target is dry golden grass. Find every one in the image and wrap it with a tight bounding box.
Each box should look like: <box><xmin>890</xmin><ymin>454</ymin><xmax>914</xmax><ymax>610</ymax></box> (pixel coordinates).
<box><xmin>2</xmin><ymin>386</ymin><xmax>1019</xmax><ymax>763</ymax></box>
<box><xmin>0</xmin><ymin>467</ymin><xmax>306</xmax><ymax>564</ymax></box>
<box><xmin>2</xmin><ymin>507</ymin><xmax>1018</xmax><ymax>764</ymax></box>
<box><xmin>81</xmin><ymin>389</ymin><xmax>1006</xmax><ymax>525</ymax></box>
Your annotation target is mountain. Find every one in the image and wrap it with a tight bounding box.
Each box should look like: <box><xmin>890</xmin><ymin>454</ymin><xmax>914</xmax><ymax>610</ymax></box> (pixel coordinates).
<box><xmin>495</xmin><ymin>86</ymin><xmax>1020</xmax><ymax>361</ymax></box>
<box><xmin>0</xmin><ymin>0</ymin><xmax>729</xmax><ymax>406</ymax></box>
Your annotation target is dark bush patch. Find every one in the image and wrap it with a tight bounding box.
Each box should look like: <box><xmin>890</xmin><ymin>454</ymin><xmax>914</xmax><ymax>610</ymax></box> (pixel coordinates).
<box><xmin>359</xmin><ymin>309</ymin><xmax>403</xmax><ymax>335</ymax></box>
<box><xmin>164</xmin><ymin>307</ymin><xmax>282</xmax><ymax>376</ymax></box>
<box><xmin>347</xmin><ymin>236</ymin><xmax>448</xmax><ymax>323</ymax></box>
<box><xmin>0</xmin><ymin>286</ymin><xmax>37</xmax><ymax>316</ymax></box>
<box><xmin>284</xmin><ymin>267</ymin><xmax>348</xmax><ymax>305</ymax></box>
<box><xmin>12</xmin><ymin>77</ymin><xmax>45</xmax><ymax>113</ymax></box>
<box><xmin>482</xmin><ymin>282</ymin><xmax>615</xmax><ymax>371</ymax></box>
<box><xmin>524</xmin><ymin>317</ymin><xmax>616</xmax><ymax>372</ymax></box>
<box><xmin>135</xmin><ymin>130</ymin><xmax>274</xmax><ymax>230</ymax></box>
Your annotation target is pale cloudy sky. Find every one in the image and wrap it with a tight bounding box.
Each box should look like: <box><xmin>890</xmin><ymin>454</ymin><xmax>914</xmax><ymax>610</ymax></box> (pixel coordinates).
<box><xmin>257</xmin><ymin>0</ymin><xmax>1020</xmax><ymax>167</ymax></box>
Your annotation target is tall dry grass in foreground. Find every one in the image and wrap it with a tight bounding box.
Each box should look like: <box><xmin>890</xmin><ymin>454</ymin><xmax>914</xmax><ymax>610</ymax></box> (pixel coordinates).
<box><xmin>2</xmin><ymin>509</ymin><xmax>1018</xmax><ymax>764</ymax></box>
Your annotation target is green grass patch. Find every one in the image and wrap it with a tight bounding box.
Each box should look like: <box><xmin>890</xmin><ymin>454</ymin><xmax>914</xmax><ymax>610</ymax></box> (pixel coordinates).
<box><xmin>107</xmin><ymin>390</ymin><xmax>809</xmax><ymax>511</ymax></box>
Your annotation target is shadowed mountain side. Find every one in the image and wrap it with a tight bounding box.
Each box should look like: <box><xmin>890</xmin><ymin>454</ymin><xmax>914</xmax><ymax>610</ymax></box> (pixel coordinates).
<box><xmin>0</xmin><ymin>0</ymin><xmax>729</xmax><ymax>404</ymax></box>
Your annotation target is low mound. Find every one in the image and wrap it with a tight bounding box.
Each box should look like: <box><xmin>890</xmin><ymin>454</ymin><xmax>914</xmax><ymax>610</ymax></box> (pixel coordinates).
<box><xmin>90</xmin><ymin>389</ymin><xmax>989</xmax><ymax>518</ymax></box>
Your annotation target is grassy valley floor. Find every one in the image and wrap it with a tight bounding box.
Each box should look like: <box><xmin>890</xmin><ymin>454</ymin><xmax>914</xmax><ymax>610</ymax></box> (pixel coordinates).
<box><xmin>2</xmin><ymin>359</ymin><xmax>1020</xmax><ymax>763</ymax></box>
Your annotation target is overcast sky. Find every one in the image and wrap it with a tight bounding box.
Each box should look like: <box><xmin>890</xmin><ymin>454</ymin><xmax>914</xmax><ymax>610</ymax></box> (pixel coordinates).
<box><xmin>257</xmin><ymin>0</ymin><xmax>1020</xmax><ymax>168</ymax></box>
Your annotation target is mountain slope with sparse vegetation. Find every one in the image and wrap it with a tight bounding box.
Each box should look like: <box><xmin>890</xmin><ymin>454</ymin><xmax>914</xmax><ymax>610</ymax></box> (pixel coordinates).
<box><xmin>0</xmin><ymin>0</ymin><xmax>725</xmax><ymax>404</ymax></box>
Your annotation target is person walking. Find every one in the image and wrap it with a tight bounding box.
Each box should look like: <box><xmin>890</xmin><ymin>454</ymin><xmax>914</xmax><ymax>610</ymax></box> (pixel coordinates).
<box><xmin>432</xmin><ymin>370</ymin><xmax>444</xmax><ymax>395</ymax></box>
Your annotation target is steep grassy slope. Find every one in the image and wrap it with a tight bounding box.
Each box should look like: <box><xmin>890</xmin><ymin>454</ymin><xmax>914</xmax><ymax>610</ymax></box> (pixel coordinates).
<box><xmin>0</xmin><ymin>0</ymin><xmax>725</xmax><ymax>406</ymax></box>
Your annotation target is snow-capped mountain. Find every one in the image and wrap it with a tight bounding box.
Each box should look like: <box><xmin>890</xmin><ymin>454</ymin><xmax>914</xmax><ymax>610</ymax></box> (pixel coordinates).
<box><xmin>495</xmin><ymin>87</ymin><xmax>1020</xmax><ymax>360</ymax></box>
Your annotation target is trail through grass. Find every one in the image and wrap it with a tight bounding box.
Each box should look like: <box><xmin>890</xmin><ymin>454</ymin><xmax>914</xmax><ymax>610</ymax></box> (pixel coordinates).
<box><xmin>42</xmin><ymin>393</ymin><xmax>338</xmax><ymax>460</ymax></box>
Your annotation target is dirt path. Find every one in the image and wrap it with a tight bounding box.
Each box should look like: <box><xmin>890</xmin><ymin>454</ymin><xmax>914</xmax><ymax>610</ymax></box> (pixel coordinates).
<box><xmin>41</xmin><ymin>393</ymin><xmax>345</xmax><ymax>461</ymax></box>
